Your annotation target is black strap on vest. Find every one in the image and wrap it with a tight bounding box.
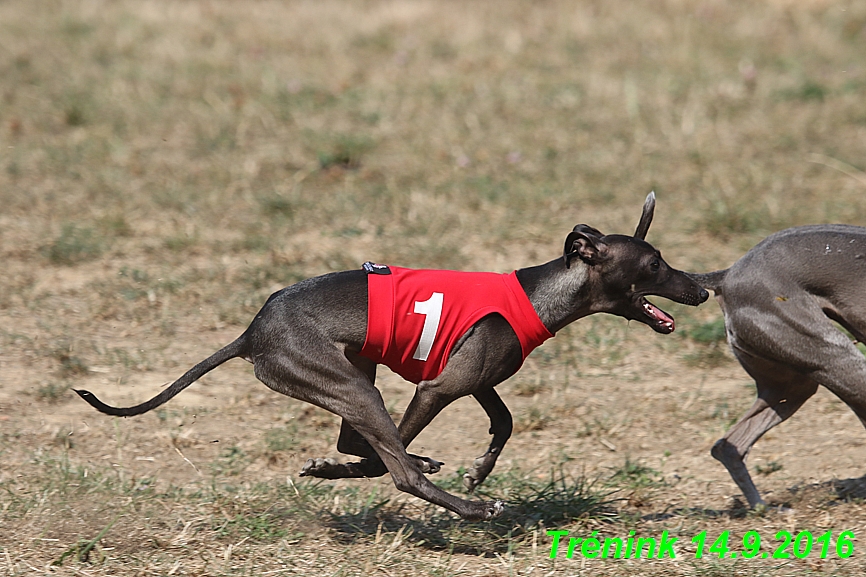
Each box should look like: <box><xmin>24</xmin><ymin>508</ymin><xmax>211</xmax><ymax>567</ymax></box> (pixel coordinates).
<box><xmin>362</xmin><ymin>261</ymin><xmax>392</xmax><ymax>275</ymax></box>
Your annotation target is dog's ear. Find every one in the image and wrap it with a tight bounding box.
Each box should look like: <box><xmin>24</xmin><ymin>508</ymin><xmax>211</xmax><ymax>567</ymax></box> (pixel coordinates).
<box><xmin>563</xmin><ymin>225</ymin><xmax>606</xmax><ymax>267</ymax></box>
<box><xmin>633</xmin><ymin>191</ymin><xmax>656</xmax><ymax>240</ymax></box>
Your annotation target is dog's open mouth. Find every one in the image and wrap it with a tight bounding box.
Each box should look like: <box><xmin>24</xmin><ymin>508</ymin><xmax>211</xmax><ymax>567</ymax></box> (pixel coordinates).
<box><xmin>641</xmin><ymin>297</ymin><xmax>675</xmax><ymax>333</ymax></box>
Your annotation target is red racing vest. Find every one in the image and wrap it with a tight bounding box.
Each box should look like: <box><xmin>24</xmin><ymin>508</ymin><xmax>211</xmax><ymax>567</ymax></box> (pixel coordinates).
<box><xmin>359</xmin><ymin>263</ymin><xmax>553</xmax><ymax>384</ymax></box>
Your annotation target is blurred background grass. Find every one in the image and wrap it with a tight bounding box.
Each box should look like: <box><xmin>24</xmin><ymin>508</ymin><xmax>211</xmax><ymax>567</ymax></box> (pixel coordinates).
<box><xmin>3</xmin><ymin>0</ymin><xmax>866</xmax><ymax>492</ymax></box>
<box><xmin>4</xmin><ymin>1</ymin><xmax>865</xmax><ymax>263</ymax></box>
<box><xmin>2</xmin><ymin>0</ymin><xmax>864</xmax><ymax>356</ymax></box>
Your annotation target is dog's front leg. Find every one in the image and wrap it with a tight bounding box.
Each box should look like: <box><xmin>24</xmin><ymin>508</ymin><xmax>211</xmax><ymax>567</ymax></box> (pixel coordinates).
<box><xmin>463</xmin><ymin>387</ymin><xmax>512</xmax><ymax>492</ymax></box>
<box><xmin>395</xmin><ymin>318</ymin><xmax>522</xmax><ymax>487</ymax></box>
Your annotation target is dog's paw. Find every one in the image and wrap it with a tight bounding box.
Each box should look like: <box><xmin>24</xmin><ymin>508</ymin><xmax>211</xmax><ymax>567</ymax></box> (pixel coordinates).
<box><xmin>299</xmin><ymin>456</ymin><xmax>388</xmax><ymax>479</ymax></box>
<box><xmin>463</xmin><ymin>500</ymin><xmax>505</xmax><ymax>521</ymax></box>
<box><xmin>486</xmin><ymin>500</ymin><xmax>505</xmax><ymax>519</ymax></box>
<box><xmin>411</xmin><ymin>454</ymin><xmax>444</xmax><ymax>475</ymax></box>
<box><xmin>463</xmin><ymin>471</ymin><xmax>480</xmax><ymax>493</ymax></box>
<box><xmin>299</xmin><ymin>457</ymin><xmax>339</xmax><ymax>477</ymax></box>
<box><xmin>463</xmin><ymin>454</ymin><xmax>493</xmax><ymax>493</ymax></box>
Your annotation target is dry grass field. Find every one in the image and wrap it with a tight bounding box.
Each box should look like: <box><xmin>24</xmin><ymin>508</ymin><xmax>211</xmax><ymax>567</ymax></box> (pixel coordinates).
<box><xmin>2</xmin><ymin>0</ymin><xmax>866</xmax><ymax>575</ymax></box>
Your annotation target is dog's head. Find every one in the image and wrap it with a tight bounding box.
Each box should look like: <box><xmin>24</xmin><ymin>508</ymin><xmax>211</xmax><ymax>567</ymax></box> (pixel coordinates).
<box><xmin>563</xmin><ymin>193</ymin><xmax>709</xmax><ymax>333</ymax></box>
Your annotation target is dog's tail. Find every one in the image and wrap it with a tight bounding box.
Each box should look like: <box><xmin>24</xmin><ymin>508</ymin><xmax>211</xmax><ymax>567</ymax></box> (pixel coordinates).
<box><xmin>685</xmin><ymin>270</ymin><xmax>728</xmax><ymax>293</ymax></box>
<box><xmin>74</xmin><ymin>337</ymin><xmax>246</xmax><ymax>417</ymax></box>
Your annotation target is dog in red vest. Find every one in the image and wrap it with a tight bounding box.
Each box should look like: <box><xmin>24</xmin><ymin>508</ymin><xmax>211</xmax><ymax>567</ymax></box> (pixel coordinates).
<box><xmin>76</xmin><ymin>193</ymin><xmax>707</xmax><ymax>520</ymax></box>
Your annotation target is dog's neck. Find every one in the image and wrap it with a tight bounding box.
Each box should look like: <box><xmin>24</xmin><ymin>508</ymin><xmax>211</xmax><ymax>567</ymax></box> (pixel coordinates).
<box><xmin>516</xmin><ymin>258</ymin><xmax>592</xmax><ymax>334</ymax></box>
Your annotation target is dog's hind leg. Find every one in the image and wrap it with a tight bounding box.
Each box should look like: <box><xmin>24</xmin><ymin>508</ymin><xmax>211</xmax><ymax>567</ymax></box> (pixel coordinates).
<box><xmin>332</xmin><ymin>419</ymin><xmax>445</xmax><ymax>476</ymax></box>
<box><xmin>807</xmin><ymin>337</ymin><xmax>866</xmax><ymax>433</ymax></box>
<box><xmin>711</xmin><ymin>367</ymin><xmax>817</xmax><ymax>508</ymax></box>
<box><xmin>712</xmin><ymin>294</ymin><xmax>866</xmax><ymax>507</ymax></box>
<box><xmin>254</xmin><ymin>348</ymin><xmax>503</xmax><ymax>520</ymax></box>
<box><xmin>252</xmin><ymin>347</ymin><xmax>385</xmax><ymax>480</ymax></box>
<box><xmin>297</xmin><ymin>352</ymin><xmax>443</xmax><ymax>478</ymax></box>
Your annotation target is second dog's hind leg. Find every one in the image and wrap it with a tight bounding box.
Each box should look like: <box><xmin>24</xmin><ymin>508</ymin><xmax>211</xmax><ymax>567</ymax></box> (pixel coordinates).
<box><xmin>711</xmin><ymin>355</ymin><xmax>817</xmax><ymax>508</ymax></box>
<box><xmin>808</xmin><ymin>335</ymin><xmax>866</xmax><ymax>435</ymax></box>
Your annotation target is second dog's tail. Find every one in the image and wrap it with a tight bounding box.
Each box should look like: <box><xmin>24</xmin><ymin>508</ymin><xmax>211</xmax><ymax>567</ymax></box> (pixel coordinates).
<box><xmin>74</xmin><ymin>337</ymin><xmax>247</xmax><ymax>417</ymax></box>
<box><xmin>686</xmin><ymin>269</ymin><xmax>728</xmax><ymax>293</ymax></box>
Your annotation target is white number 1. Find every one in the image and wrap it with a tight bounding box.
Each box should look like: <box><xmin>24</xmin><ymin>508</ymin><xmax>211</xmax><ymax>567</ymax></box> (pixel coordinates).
<box><xmin>412</xmin><ymin>292</ymin><xmax>444</xmax><ymax>361</ymax></box>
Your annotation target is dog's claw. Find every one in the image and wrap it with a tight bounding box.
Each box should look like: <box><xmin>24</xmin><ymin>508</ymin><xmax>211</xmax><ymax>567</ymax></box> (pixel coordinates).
<box><xmin>463</xmin><ymin>471</ymin><xmax>477</xmax><ymax>492</ymax></box>
<box><xmin>299</xmin><ymin>458</ymin><xmax>313</xmax><ymax>476</ymax></box>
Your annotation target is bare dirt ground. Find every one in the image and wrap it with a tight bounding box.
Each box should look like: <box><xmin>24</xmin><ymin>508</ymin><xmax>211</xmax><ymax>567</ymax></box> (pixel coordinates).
<box><xmin>2</xmin><ymin>0</ymin><xmax>866</xmax><ymax>575</ymax></box>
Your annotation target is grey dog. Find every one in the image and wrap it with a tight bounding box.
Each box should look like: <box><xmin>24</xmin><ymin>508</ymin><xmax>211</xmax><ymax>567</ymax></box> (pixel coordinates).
<box><xmin>76</xmin><ymin>193</ymin><xmax>708</xmax><ymax>520</ymax></box>
<box><xmin>689</xmin><ymin>224</ymin><xmax>866</xmax><ymax>509</ymax></box>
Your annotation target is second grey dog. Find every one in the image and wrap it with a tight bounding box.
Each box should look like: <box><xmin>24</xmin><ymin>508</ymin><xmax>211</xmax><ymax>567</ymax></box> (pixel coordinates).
<box><xmin>76</xmin><ymin>194</ymin><xmax>708</xmax><ymax>520</ymax></box>
<box><xmin>689</xmin><ymin>224</ymin><xmax>866</xmax><ymax>509</ymax></box>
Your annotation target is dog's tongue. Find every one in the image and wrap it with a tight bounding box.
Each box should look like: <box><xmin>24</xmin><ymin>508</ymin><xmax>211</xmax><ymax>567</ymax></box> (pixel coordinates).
<box><xmin>646</xmin><ymin>301</ymin><xmax>675</xmax><ymax>330</ymax></box>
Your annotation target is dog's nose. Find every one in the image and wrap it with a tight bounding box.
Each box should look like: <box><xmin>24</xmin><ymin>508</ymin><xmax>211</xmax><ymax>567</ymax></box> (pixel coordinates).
<box><xmin>699</xmin><ymin>288</ymin><xmax>710</xmax><ymax>303</ymax></box>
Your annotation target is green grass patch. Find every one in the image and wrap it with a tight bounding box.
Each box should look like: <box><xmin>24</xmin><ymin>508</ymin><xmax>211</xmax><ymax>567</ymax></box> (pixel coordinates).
<box><xmin>35</xmin><ymin>382</ymin><xmax>70</xmax><ymax>404</ymax></box>
<box><xmin>779</xmin><ymin>80</ymin><xmax>828</xmax><ymax>102</ymax></box>
<box><xmin>316</xmin><ymin>134</ymin><xmax>375</xmax><ymax>169</ymax></box>
<box><xmin>216</xmin><ymin>511</ymin><xmax>291</xmax><ymax>542</ymax></box>
<box><xmin>263</xmin><ymin>424</ymin><xmax>299</xmax><ymax>454</ymax></box>
<box><xmin>44</xmin><ymin>224</ymin><xmax>104</xmax><ymax>265</ymax></box>
<box><xmin>683</xmin><ymin>317</ymin><xmax>731</xmax><ymax>367</ymax></box>
<box><xmin>755</xmin><ymin>461</ymin><xmax>783</xmax><ymax>476</ymax></box>
<box><xmin>607</xmin><ymin>458</ymin><xmax>666</xmax><ymax>507</ymax></box>
<box><xmin>685</xmin><ymin>318</ymin><xmax>727</xmax><ymax>344</ymax></box>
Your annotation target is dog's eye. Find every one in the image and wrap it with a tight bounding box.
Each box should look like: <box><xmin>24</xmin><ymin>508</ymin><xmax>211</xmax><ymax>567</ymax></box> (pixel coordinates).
<box><xmin>650</xmin><ymin>259</ymin><xmax>660</xmax><ymax>272</ymax></box>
